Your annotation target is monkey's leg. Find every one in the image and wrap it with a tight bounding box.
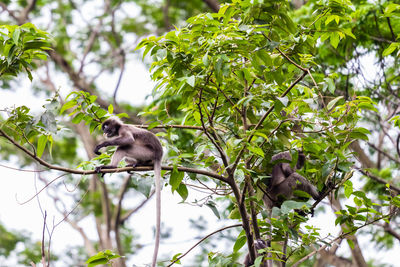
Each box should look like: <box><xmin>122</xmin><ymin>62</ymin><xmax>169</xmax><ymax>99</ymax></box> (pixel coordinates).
<box><xmin>94</xmin><ymin>148</ymin><xmax>126</xmax><ymax>175</ymax></box>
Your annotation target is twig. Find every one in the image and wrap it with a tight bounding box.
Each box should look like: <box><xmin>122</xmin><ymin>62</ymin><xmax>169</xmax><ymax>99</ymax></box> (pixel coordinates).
<box><xmin>367</xmin><ymin>142</ymin><xmax>400</xmax><ymax>165</ymax></box>
<box><xmin>120</xmin><ymin>190</ymin><xmax>156</xmax><ymax>223</ymax></box>
<box><xmin>17</xmin><ymin>173</ymin><xmax>68</xmax><ymax>205</ymax></box>
<box><xmin>0</xmin><ymin>163</ymin><xmax>45</xmax><ymax>172</ymax></box>
<box><xmin>41</xmin><ymin>211</ymin><xmax>47</xmax><ymax>266</ymax></box>
<box><xmin>231</xmin><ymin>71</ymin><xmax>308</xmax><ymax>174</ymax></box>
<box><xmin>292</xmin><ymin>213</ymin><xmax>393</xmax><ymax>267</ymax></box>
<box><xmin>167</xmin><ymin>224</ymin><xmax>242</xmax><ymax>266</ymax></box>
<box><xmin>357</xmin><ymin>168</ymin><xmax>400</xmax><ymax>194</ymax></box>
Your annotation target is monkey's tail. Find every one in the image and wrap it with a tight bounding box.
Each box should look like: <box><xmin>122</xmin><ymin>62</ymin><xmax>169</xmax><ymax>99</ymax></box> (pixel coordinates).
<box><xmin>151</xmin><ymin>159</ymin><xmax>162</xmax><ymax>267</ymax></box>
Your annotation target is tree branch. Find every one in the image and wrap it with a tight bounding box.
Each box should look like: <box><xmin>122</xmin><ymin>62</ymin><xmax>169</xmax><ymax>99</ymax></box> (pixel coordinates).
<box><xmin>357</xmin><ymin>169</ymin><xmax>400</xmax><ymax>194</ymax></box>
<box><xmin>0</xmin><ymin>128</ymin><xmax>228</xmax><ymax>183</ymax></box>
<box><xmin>167</xmin><ymin>224</ymin><xmax>241</xmax><ymax>266</ymax></box>
<box><xmin>230</xmin><ymin>71</ymin><xmax>308</xmax><ymax>174</ymax></box>
<box><xmin>202</xmin><ymin>0</ymin><xmax>220</xmax><ymax>12</ymax></box>
<box><xmin>19</xmin><ymin>0</ymin><xmax>37</xmax><ymax>24</ymax></box>
<box><xmin>119</xmin><ymin>190</ymin><xmax>155</xmax><ymax>224</ymax></box>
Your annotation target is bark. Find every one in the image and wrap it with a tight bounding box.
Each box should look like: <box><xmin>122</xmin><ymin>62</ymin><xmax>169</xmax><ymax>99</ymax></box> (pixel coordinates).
<box><xmin>350</xmin><ymin>141</ymin><xmax>375</xmax><ymax>168</ymax></box>
<box><xmin>203</xmin><ymin>0</ymin><xmax>220</xmax><ymax>12</ymax></box>
<box><xmin>315</xmin><ymin>250</ymin><xmax>352</xmax><ymax>267</ymax></box>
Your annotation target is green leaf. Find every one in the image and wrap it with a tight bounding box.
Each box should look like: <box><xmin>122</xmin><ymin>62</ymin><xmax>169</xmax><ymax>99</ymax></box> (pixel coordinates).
<box><xmin>176</xmin><ymin>183</ymin><xmax>188</xmax><ymax>201</ymax></box>
<box><xmin>171</xmin><ymin>253</ymin><xmax>182</xmax><ymax>264</ymax></box>
<box><xmin>248</xmin><ymin>145</ymin><xmax>265</xmax><ymax>158</ymax></box>
<box><xmin>60</xmin><ymin>100</ymin><xmax>77</xmax><ymax>114</ymax></box>
<box><xmin>349</xmin><ymin>131</ymin><xmax>369</xmax><ymax>141</ymax></box>
<box><xmin>344</xmin><ymin>180</ymin><xmax>353</xmax><ymax>198</ymax></box>
<box><xmin>12</xmin><ymin>27</ymin><xmax>21</xmax><ymax>45</ymax></box>
<box><xmin>131</xmin><ymin>177</ymin><xmax>153</xmax><ymax>198</ymax></box>
<box><xmin>327</xmin><ymin>96</ymin><xmax>343</xmax><ymax>110</ymax></box>
<box><xmin>330</xmin><ymin>32</ymin><xmax>340</xmax><ymax>49</ymax></box>
<box><xmin>7</xmin><ymin>44</ymin><xmax>16</xmax><ymax>65</ymax></box>
<box><xmin>382</xmin><ymin>43</ymin><xmax>399</xmax><ymax>57</ymax></box>
<box><xmin>202</xmin><ymin>52</ymin><xmax>209</xmax><ymax>67</ymax></box>
<box><xmin>148</xmin><ymin>121</ymin><xmax>160</xmax><ymax>130</ymax></box>
<box><xmin>277</xmin><ymin>96</ymin><xmax>289</xmax><ymax>107</ymax></box>
<box><xmin>228</xmin><ymin>207</ymin><xmax>240</xmax><ymax>219</ymax></box>
<box><xmin>86</xmin><ymin>251</ymin><xmax>121</xmax><ymax>267</ymax></box>
<box><xmin>169</xmin><ymin>169</ymin><xmax>184</xmax><ymax>192</ymax></box>
<box><xmin>233</xmin><ymin>235</ymin><xmax>247</xmax><ymax>252</ymax></box>
<box><xmin>280</xmin><ymin>200</ymin><xmax>307</xmax><ymax>214</ymax></box>
<box><xmin>347</xmin><ymin>239</ymin><xmax>355</xmax><ymax>249</ymax></box>
<box><xmin>384</xmin><ymin>3</ymin><xmax>400</xmax><ymax>14</ymax></box>
<box><xmin>254</xmin><ymin>256</ymin><xmax>263</xmax><ymax>267</ymax></box>
<box><xmin>186</xmin><ymin>75</ymin><xmax>195</xmax><ymax>87</ymax></box>
<box><xmin>206</xmin><ymin>201</ymin><xmax>220</xmax><ymax>219</ymax></box>
<box><xmin>71</xmin><ymin>112</ymin><xmax>85</xmax><ymax>124</ymax></box>
<box><xmin>23</xmin><ymin>41</ymin><xmax>52</xmax><ymax>50</ymax></box>
<box><xmin>108</xmin><ymin>104</ymin><xmax>114</xmax><ymax>114</ymax></box>
<box><xmin>37</xmin><ymin>135</ymin><xmax>47</xmax><ymax>158</ymax></box>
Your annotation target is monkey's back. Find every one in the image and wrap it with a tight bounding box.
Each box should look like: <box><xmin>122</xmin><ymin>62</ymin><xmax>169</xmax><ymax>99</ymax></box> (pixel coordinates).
<box><xmin>125</xmin><ymin>125</ymin><xmax>163</xmax><ymax>160</ymax></box>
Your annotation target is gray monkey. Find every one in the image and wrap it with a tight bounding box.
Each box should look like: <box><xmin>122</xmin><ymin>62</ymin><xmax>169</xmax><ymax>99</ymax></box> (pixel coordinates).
<box><xmin>263</xmin><ymin>151</ymin><xmax>319</xmax><ymax>209</ymax></box>
<box><xmin>94</xmin><ymin>117</ymin><xmax>163</xmax><ymax>267</ymax></box>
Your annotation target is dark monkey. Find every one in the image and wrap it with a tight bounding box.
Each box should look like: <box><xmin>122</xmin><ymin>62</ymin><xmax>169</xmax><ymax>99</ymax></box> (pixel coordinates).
<box><xmin>263</xmin><ymin>151</ymin><xmax>319</xmax><ymax>209</ymax></box>
<box><xmin>93</xmin><ymin>117</ymin><xmax>163</xmax><ymax>267</ymax></box>
<box><xmin>244</xmin><ymin>239</ymin><xmax>268</xmax><ymax>267</ymax></box>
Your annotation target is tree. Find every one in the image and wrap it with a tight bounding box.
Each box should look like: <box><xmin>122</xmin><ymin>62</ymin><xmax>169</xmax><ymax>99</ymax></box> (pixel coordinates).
<box><xmin>1</xmin><ymin>0</ymin><xmax>400</xmax><ymax>266</ymax></box>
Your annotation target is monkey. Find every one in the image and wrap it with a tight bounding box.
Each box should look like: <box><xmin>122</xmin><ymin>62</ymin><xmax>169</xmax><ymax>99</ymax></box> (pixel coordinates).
<box><xmin>93</xmin><ymin>117</ymin><xmax>163</xmax><ymax>267</ymax></box>
<box><xmin>243</xmin><ymin>239</ymin><xmax>268</xmax><ymax>267</ymax></box>
<box><xmin>263</xmin><ymin>151</ymin><xmax>320</xmax><ymax>210</ymax></box>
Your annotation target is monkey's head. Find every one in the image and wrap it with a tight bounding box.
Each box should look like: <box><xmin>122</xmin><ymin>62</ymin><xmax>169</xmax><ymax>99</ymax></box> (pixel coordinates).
<box><xmin>101</xmin><ymin>118</ymin><xmax>122</xmax><ymax>138</ymax></box>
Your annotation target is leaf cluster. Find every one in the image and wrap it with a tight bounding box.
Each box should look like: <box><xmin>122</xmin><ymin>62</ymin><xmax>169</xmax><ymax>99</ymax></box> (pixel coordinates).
<box><xmin>0</xmin><ymin>23</ymin><xmax>52</xmax><ymax>80</ymax></box>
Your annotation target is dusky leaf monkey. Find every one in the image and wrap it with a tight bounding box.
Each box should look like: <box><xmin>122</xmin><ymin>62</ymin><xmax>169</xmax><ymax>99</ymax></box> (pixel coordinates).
<box><xmin>263</xmin><ymin>150</ymin><xmax>320</xmax><ymax>209</ymax></box>
<box><xmin>93</xmin><ymin>117</ymin><xmax>163</xmax><ymax>267</ymax></box>
<box><xmin>244</xmin><ymin>239</ymin><xmax>268</xmax><ymax>267</ymax></box>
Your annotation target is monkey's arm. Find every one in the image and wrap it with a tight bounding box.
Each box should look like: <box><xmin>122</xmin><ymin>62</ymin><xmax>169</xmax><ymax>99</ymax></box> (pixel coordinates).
<box><xmin>287</xmin><ymin>172</ymin><xmax>319</xmax><ymax>200</ymax></box>
<box><xmin>93</xmin><ymin>133</ymin><xmax>135</xmax><ymax>155</ymax></box>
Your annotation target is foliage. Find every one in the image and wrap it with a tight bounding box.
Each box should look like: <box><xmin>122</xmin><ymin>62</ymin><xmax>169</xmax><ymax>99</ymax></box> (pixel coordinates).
<box><xmin>0</xmin><ymin>0</ymin><xmax>400</xmax><ymax>266</ymax></box>
<box><xmin>0</xmin><ymin>221</ymin><xmax>56</xmax><ymax>265</ymax></box>
<box><xmin>0</xmin><ymin>23</ymin><xmax>52</xmax><ymax>80</ymax></box>
<box><xmin>86</xmin><ymin>250</ymin><xmax>121</xmax><ymax>267</ymax></box>
<box><xmin>137</xmin><ymin>0</ymin><xmax>382</xmax><ymax>264</ymax></box>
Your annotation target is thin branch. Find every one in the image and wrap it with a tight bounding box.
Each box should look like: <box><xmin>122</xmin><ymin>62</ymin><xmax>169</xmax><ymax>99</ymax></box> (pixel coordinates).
<box><xmin>293</xmin><ymin>213</ymin><xmax>393</xmax><ymax>267</ymax></box>
<box><xmin>357</xmin><ymin>169</ymin><xmax>400</xmax><ymax>194</ymax></box>
<box><xmin>0</xmin><ymin>128</ymin><xmax>228</xmax><ymax>182</ymax></box>
<box><xmin>217</xmin><ymin>87</ymin><xmax>242</xmax><ymax>116</ymax></box>
<box><xmin>41</xmin><ymin>211</ymin><xmax>47</xmax><ymax>265</ymax></box>
<box><xmin>112</xmin><ymin>49</ymin><xmax>126</xmax><ymax>104</ymax></box>
<box><xmin>231</xmin><ymin>71</ymin><xmax>308</xmax><ymax>174</ymax></box>
<box><xmin>367</xmin><ymin>142</ymin><xmax>400</xmax><ymax>165</ymax></box>
<box><xmin>167</xmin><ymin>224</ymin><xmax>241</xmax><ymax>266</ymax></box>
<box><xmin>17</xmin><ymin>173</ymin><xmax>69</xmax><ymax>205</ymax></box>
<box><xmin>0</xmin><ymin>163</ymin><xmax>45</xmax><ymax>172</ymax></box>
<box><xmin>0</xmin><ymin>2</ymin><xmax>19</xmax><ymax>21</ymax></box>
<box><xmin>197</xmin><ymin>77</ymin><xmax>230</xmax><ymax>169</ymax></box>
<box><xmin>120</xmin><ymin>190</ymin><xmax>155</xmax><ymax>223</ymax></box>
<box><xmin>202</xmin><ymin>0</ymin><xmax>220</xmax><ymax>12</ymax></box>
<box><xmin>19</xmin><ymin>0</ymin><xmax>37</xmax><ymax>23</ymax></box>
<box><xmin>79</xmin><ymin>21</ymin><xmax>103</xmax><ymax>74</ymax></box>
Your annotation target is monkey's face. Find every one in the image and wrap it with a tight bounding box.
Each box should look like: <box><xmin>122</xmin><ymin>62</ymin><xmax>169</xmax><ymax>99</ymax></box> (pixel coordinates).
<box><xmin>102</xmin><ymin>122</ymin><xmax>119</xmax><ymax>138</ymax></box>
